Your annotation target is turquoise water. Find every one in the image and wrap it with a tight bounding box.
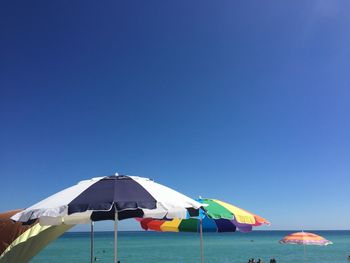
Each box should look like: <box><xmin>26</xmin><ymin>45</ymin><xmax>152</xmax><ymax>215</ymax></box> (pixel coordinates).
<box><xmin>31</xmin><ymin>231</ymin><xmax>350</xmax><ymax>263</ymax></box>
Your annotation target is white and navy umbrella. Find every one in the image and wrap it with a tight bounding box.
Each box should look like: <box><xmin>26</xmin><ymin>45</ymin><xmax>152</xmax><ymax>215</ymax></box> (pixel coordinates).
<box><xmin>12</xmin><ymin>175</ymin><xmax>203</xmax><ymax>263</ymax></box>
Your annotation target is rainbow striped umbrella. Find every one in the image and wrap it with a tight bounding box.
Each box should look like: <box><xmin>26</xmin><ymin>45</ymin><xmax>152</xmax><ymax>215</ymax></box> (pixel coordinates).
<box><xmin>280</xmin><ymin>232</ymin><xmax>332</xmax><ymax>246</ymax></box>
<box><xmin>138</xmin><ymin>198</ymin><xmax>270</xmax><ymax>263</ymax></box>
<box><xmin>139</xmin><ymin>198</ymin><xmax>270</xmax><ymax>233</ymax></box>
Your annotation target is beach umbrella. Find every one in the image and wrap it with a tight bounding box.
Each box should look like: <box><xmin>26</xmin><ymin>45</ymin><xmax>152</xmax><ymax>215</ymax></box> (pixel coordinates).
<box><xmin>11</xmin><ymin>175</ymin><xmax>203</xmax><ymax>263</ymax></box>
<box><xmin>138</xmin><ymin>198</ymin><xmax>270</xmax><ymax>263</ymax></box>
<box><xmin>279</xmin><ymin>231</ymin><xmax>332</xmax><ymax>261</ymax></box>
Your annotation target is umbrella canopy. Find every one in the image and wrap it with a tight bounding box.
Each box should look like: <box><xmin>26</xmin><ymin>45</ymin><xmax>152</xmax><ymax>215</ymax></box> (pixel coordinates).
<box><xmin>280</xmin><ymin>232</ymin><xmax>333</xmax><ymax>246</ymax></box>
<box><xmin>139</xmin><ymin>198</ymin><xmax>270</xmax><ymax>233</ymax></box>
<box><xmin>138</xmin><ymin>198</ymin><xmax>270</xmax><ymax>263</ymax></box>
<box><xmin>11</xmin><ymin>175</ymin><xmax>203</xmax><ymax>225</ymax></box>
<box><xmin>11</xmin><ymin>174</ymin><xmax>203</xmax><ymax>263</ymax></box>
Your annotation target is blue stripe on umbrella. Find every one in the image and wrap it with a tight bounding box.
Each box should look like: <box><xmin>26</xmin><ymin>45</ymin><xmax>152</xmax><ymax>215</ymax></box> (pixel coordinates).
<box><xmin>201</xmin><ymin>217</ymin><xmax>217</xmax><ymax>232</ymax></box>
<box><xmin>215</xmin><ymin>219</ymin><xmax>237</xmax><ymax>232</ymax></box>
<box><xmin>68</xmin><ymin>176</ymin><xmax>157</xmax><ymax>215</ymax></box>
<box><xmin>91</xmin><ymin>208</ymin><xmax>145</xmax><ymax>221</ymax></box>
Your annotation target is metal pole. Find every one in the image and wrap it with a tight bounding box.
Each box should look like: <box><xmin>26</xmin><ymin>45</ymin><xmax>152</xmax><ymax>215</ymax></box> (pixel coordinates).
<box><xmin>200</xmin><ymin>219</ymin><xmax>204</xmax><ymax>263</ymax></box>
<box><xmin>90</xmin><ymin>221</ymin><xmax>94</xmax><ymax>263</ymax></box>
<box><xmin>114</xmin><ymin>210</ymin><xmax>118</xmax><ymax>263</ymax></box>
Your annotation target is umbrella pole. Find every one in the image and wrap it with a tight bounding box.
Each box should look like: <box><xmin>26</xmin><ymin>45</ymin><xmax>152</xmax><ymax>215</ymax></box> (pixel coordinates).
<box><xmin>90</xmin><ymin>221</ymin><xmax>94</xmax><ymax>263</ymax></box>
<box><xmin>114</xmin><ymin>211</ymin><xmax>119</xmax><ymax>263</ymax></box>
<box><xmin>200</xmin><ymin>219</ymin><xmax>204</xmax><ymax>263</ymax></box>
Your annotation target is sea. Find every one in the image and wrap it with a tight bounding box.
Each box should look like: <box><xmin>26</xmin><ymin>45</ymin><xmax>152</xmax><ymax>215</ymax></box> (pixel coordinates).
<box><xmin>30</xmin><ymin>231</ymin><xmax>350</xmax><ymax>263</ymax></box>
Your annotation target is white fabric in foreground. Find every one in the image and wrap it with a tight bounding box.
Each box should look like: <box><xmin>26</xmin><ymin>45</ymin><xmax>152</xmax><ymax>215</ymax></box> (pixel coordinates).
<box><xmin>39</xmin><ymin>211</ymin><xmax>93</xmax><ymax>226</ymax></box>
<box><xmin>131</xmin><ymin>176</ymin><xmax>202</xmax><ymax>210</ymax></box>
<box><xmin>11</xmin><ymin>177</ymin><xmax>103</xmax><ymax>222</ymax></box>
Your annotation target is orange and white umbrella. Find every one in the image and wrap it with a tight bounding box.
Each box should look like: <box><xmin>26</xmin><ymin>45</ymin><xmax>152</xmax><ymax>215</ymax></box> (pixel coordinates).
<box><xmin>280</xmin><ymin>231</ymin><xmax>332</xmax><ymax>262</ymax></box>
<box><xmin>280</xmin><ymin>231</ymin><xmax>332</xmax><ymax>246</ymax></box>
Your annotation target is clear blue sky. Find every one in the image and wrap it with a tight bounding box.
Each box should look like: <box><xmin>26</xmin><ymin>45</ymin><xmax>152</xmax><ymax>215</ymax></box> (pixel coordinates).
<box><xmin>1</xmin><ymin>0</ymin><xmax>349</xmax><ymax>231</ymax></box>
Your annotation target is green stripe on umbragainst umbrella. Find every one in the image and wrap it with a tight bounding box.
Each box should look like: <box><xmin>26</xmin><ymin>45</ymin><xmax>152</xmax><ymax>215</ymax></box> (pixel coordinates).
<box><xmin>200</xmin><ymin>199</ymin><xmax>234</xmax><ymax>220</ymax></box>
<box><xmin>178</xmin><ymin>218</ymin><xmax>198</xmax><ymax>232</ymax></box>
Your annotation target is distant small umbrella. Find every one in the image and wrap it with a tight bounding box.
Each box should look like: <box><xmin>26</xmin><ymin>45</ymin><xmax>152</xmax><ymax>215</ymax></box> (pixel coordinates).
<box><xmin>280</xmin><ymin>232</ymin><xmax>332</xmax><ymax>246</ymax></box>
<box><xmin>280</xmin><ymin>231</ymin><xmax>332</xmax><ymax>262</ymax></box>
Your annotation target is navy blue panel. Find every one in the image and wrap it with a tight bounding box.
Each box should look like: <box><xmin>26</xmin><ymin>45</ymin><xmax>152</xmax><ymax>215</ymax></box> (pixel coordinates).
<box><xmin>215</xmin><ymin>219</ymin><xmax>237</xmax><ymax>232</ymax></box>
<box><xmin>68</xmin><ymin>175</ymin><xmax>157</xmax><ymax>215</ymax></box>
<box><xmin>91</xmin><ymin>208</ymin><xmax>144</xmax><ymax>221</ymax></box>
